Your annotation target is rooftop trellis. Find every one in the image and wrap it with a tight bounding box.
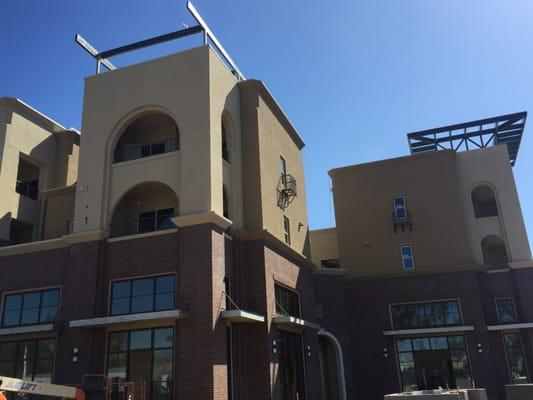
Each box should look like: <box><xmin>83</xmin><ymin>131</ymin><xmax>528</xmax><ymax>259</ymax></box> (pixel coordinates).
<box><xmin>75</xmin><ymin>1</ymin><xmax>244</xmax><ymax>81</ymax></box>
<box><xmin>407</xmin><ymin>111</ymin><xmax>527</xmax><ymax>166</ymax></box>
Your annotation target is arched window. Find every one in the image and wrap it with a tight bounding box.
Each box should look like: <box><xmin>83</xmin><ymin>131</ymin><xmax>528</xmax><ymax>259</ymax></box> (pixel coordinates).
<box><xmin>110</xmin><ymin>182</ymin><xmax>178</xmax><ymax>237</ymax></box>
<box><xmin>223</xmin><ymin>186</ymin><xmax>230</xmax><ymax>219</ymax></box>
<box><xmin>113</xmin><ymin>112</ymin><xmax>179</xmax><ymax>163</ymax></box>
<box><xmin>471</xmin><ymin>185</ymin><xmax>498</xmax><ymax>218</ymax></box>
<box><xmin>222</xmin><ymin>118</ymin><xmax>230</xmax><ymax>163</ymax></box>
<box><xmin>481</xmin><ymin>235</ymin><xmax>508</xmax><ymax>269</ymax></box>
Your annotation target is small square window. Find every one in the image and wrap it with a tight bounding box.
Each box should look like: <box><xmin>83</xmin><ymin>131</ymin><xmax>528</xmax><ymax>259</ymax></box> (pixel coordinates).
<box><xmin>400</xmin><ymin>245</ymin><xmax>415</xmax><ymax>270</ymax></box>
<box><xmin>393</xmin><ymin>196</ymin><xmax>407</xmax><ymax>219</ymax></box>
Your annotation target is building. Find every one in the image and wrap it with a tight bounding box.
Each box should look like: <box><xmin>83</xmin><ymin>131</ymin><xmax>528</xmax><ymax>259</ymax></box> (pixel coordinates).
<box><xmin>0</xmin><ymin>7</ymin><xmax>532</xmax><ymax>400</ymax></box>
<box><xmin>311</xmin><ymin>113</ymin><xmax>533</xmax><ymax>400</ymax></box>
<box><xmin>0</xmin><ymin>40</ymin><xmax>335</xmax><ymax>400</ymax></box>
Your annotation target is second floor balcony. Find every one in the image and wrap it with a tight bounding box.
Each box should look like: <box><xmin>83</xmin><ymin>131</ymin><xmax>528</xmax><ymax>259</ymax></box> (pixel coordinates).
<box><xmin>109</xmin><ymin>182</ymin><xmax>179</xmax><ymax>238</ymax></box>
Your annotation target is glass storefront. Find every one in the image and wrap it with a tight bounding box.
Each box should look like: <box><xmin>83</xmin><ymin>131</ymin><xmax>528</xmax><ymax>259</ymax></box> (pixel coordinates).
<box><xmin>396</xmin><ymin>335</ymin><xmax>471</xmax><ymax>391</ymax></box>
<box><xmin>107</xmin><ymin>327</ymin><xmax>174</xmax><ymax>400</ymax></box>
<box><xmin>0</xmin><ymin>338</ymin><xmax>55</xmax><ymax>383</ymax></box>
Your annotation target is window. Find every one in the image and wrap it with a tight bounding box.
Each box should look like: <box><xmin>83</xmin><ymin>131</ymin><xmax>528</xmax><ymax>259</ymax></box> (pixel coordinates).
<box><xmin>283</xmin><ymin>217</ymin><xmax>291</xmax><ymax>245</ymax></box>
<box><xmin>481</xmin><ymin>236</ymin><xmax>508</xmax><ymax>269</ymax></box>
<box><xmin>138</xmin><ymin>208</ymin><xmax>175</xmax><ymax>233</ymax></box>
<box><xmin>396</xmin><ymin>335</ymin><xmax>471</xmax><ymax>391</ymax></box>
<box><xmin>2</xmin><ymin>289</ymin><xmax>60</xmax><ymax>327</ymax></box>
<box><xmin>503</xmin><ymin>333</ymin><xmax>528</xmax><ymax>384</ymax></box>
<box><xmin>275</xmin><ymin>283</ymin><xmax>301</xmax><ymax>318</ymax></box>
<box><xmin>496</xmin><ymin>298</ymin><xmax>518</xmax><ymax>324</ymax></box>
<box><xmin>110</xmin><ymin>275</ymin><xmax>175</xmax><ymax>316</ymax></box>
<box><xmin>107</xmin><ymin>328</ymin><xmax>174</xmax><ymax>400</ymax></box>
<box><xmin>0</xmin><ymin>339</ymin><xmax>56</xmax><ymax>383</ymax></box>
<box><xmin>393</xmin><ymin>196</ymin><xmax>407</xmax><ymax>219</ymax></box>
<box><xmin>471</xmin><ymin>185</ymin><xmax>498</xmax><ymax>218</ymax></box>
<box><xmin>400</xmin><ymin>244</ymin><xmax>415</xmax><ymax>270</ymax></box>
<box><xmin>222</xmin><ymin>121</ymin><xmax>230</xmax><ymax>163</ymax></box>
<box><xmin>279</xmin><ymin>156</ymin><xmax>287</xmax><ymax>177</ymax></box>
<box><xmin>390</xmin><ymin>300</ymin><xmax>462</xmax><ymax>330</ymax></box>
<box><xmin>16</xmin><ymin>156</ymin><xmax>40</xmax><ymax>201</ymax></box>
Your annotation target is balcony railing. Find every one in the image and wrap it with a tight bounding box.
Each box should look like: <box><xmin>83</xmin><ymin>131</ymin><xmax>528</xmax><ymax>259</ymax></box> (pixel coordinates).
<box><xmin>113</xmin><ymin>139</ymin><xmax>178</xmax><ymax>163</ymax></box>
<box><xmin>109</xmin><ymin>212</ymin><xmax>178</xmax><ymax>238</ymax></box>
<box><xmin>277</xmin><ymin>174</ymin><xmax>297</xmax><ymax>210</ymax></box>
<box><xmin>392</xmin><ymin>210</ymin><xmax>412</xmax><ymax>233</ymax></box>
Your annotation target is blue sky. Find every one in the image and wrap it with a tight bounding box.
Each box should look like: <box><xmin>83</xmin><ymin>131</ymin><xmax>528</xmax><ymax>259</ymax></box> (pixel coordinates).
<box><xmin>1</xmin><ymin>0</ymin><xmax>532</xmax><ymax>249</ymax></box>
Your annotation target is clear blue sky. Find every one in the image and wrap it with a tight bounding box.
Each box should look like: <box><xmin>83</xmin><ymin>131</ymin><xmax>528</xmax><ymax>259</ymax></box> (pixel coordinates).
<box><xmin>1</xmin><ymin>0</ymin><xmax>532</xmax><ymax>249</ymax></box>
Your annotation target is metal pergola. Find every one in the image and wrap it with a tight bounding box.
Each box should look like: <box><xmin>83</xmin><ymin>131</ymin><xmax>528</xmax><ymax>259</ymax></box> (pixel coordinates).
<box><xmin>407</xmin><ymin>111</ymin><xmax>527</xmax><ymax>166</ymax></box>
<box><xmin>75</xmin><ymin>1</ymin><xmax>244</xmax><ymax>81</ymax></box>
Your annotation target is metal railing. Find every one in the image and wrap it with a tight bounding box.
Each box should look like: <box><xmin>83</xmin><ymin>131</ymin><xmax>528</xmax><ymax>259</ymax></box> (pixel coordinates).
<box><xmin>392</xmin><ymin>210</ymin><xmax>413</xmax><ymax>233</ymax></box>
<box><xmin>109</xmin><ymin>213</ymin><xmax>178</xmax><ymax>238</ymax></box>
<box><xmin>113</xmin><ymin>139</ymin><xmax>178</xmax><ymax>163</ymax></box>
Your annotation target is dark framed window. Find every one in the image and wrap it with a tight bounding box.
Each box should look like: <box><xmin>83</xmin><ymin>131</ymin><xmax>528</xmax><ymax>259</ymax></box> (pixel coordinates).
<box><xmin>279</xmin><ymin>156</ymin><xmax>287</xmax><ymax>177</ymax></box>
<box><xmin>107</xmin><ymin>327</ymin><xmax>173</xmax><ymax>400</ymax></box>
<box><xmin>2</xmin><ymin>289</ymin><xmax>60</xmax><ymax>327</ymax></box>
<box><xmin>393</xmin><ymin>196</ymin><xmax>407</xmax><ymax>219</ymax></box>
<box><xmin>275</xmin><ymin>283</ymin><xmax>301</xmax><ymax>318</ymax></box>
<box><xmin>400</xmin><ymin>244</ymin><xmax>415</xmax><ymax>270</ymax></box>
<box><xmin>138</xmin><ymin>208</ymin><xmax>175</xmax><ymax>234</ymax></box>
<box><xmin>111</xmin><ymin>275</ymin><xmax>175</xmax><ymax>316</ymax></box>
<box><xmin>396</xmin><ymin>335</ymin><xmax>471</xmax><ymax>391</ymax></box>
<box><xmin>283</xmin><ymin>217</ymin><xmax>291</xmax><ymax>245</ymax></box>
<box><xmin>222</xmin><ymin>121</ymin><xmax>230</xmax><ymax>163</ymax></box>
<box><xmin>391</xmin><ymin>300</ymin><xmax>462</xmax><ymax>330</ymax></box>
<box><xmin>496</xmin><ymin>298</ymin><xmax>518</xmax><ymax>324</ymax></box>
<box><xmin>503</xmin><ymin>332</ymin><xmax>528</xmax><ymax>384</ymax></box>
<box><xmin>0</xmin><ymin>338</ymin><xmax>56</xmax><ymax>383</ymax></box>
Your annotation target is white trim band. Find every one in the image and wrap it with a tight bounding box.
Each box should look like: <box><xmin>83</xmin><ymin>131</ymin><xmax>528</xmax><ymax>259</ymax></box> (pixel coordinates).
<box><xmin>0</xmin><ymin>323</ymin><xmax>55</xmax><ymax>336</ymax></box>
<box><xmin>487</xmin><ymin>322</ymin><xmax>533</xmax><ymax>331</ymax></box>
<box><xmin>383</xmin><ymin>325</ymin><xmax>475</xmax><ymax>336</ymax></box>
<box><xmin>69</xmin><ymin>309</ymin><xmax>188</xmax><ymax>328</ymax></box>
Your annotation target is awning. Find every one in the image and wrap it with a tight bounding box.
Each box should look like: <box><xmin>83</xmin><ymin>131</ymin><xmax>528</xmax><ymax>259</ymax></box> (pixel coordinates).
<box><xmin>383</xmin><ymin>325</ymin><xmax>475</xmax><ymax>336</ymax></box>
<box><xmin>487</xmin><ymin>322</ymin><xmax>533</xmax><ymax>331</ymax></box>
<box><xmin>221</xmin><ymin>310</ymin><xmax>265</xmax><ymax>323</ymax></box>
<box><xmin>69</xmin><ymin>309</ymin><xmax>188</xmax><ymax>328</ymax></box>
<box><xmin>272</xmin><ymin>315</ymin><xmax>321</xmax><ymax>331</ymax></box>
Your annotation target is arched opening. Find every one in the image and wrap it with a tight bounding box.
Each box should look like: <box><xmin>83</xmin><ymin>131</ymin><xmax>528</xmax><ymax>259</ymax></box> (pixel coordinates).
<box><xmin>222</xmin><ymin>116</ymin><xmax>230</xmax><ymax>163</ymax></box>
<box><xmin>471</xmin><ymin>185</ymin><xmax>498</xmax><ymax>218</ymax></box>
<box><xmin>481</xmin><ymin>235</ymin><xmax>509</xmax><ymax>269</ymax></box>
<box><xmin>113</xmin><ymin>112</ymin><xmax>179</xmax><ymax>163</ymax></box>
<box><xmin>223</xmin><ymin>186</ymin><xmax>230</xmax><ymax>219</ymax></box>
<box><xmin>110</xmin><ymin>182</ymin><xmax>178</xmax><ymax>237</ymax></box>
<box><xmin>318</xmin><ymin>330</ymin><xmax>347</xmax><ymax>400</ymax></box>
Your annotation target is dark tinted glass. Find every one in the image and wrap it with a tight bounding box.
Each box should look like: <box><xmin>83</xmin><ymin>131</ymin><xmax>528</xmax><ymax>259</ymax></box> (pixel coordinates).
<box><xmin>132</xmin><ymin>278</ymin><xmax>154</xmax><ymax>296</ymax></box>
<box><xmin>4</xmin><ymin>295</ymin><xmax>22</xmax><ymax>310</ymax></box>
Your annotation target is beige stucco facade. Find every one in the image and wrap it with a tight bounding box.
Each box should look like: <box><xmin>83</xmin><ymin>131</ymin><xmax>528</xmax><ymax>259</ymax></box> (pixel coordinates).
<box><xmin>0</xmin><ymin>98</ymin><xmax>79</xmax><ymax>245</ymax></box>
<box><xmin>309</xmin><ymin>227</ymin><xmax>338</xmax><ymax>267</ymax></box>
<box><xmin>323</xmin><ymin>146</ymin><xmax>532</xmax><ymax>279</ymax></box>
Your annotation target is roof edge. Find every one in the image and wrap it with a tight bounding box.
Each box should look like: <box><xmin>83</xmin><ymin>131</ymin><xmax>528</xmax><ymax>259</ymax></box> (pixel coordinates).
<box><xmin>239</xmin><ymin>80</ymin><xmax>305</xmax><ymax>150</ymax></box>
<box><xmin>0</xmin><ymin>97</ymin><xmax>70</xmax><ymax>134</ymax></box>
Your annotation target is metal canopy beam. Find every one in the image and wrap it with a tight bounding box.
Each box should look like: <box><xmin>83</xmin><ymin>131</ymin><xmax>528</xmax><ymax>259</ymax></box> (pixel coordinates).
<box><xmin>407</xmin><ymin>111</ymin><xmax>527</xmax><ymax>166</ymax></box>
<box><xmin>75</xmin><ymin>2</ymin><xmax>244</xmax><ymax>81</ymax></box>
<box><xmin>187</xmin><ymin>1</ymin><xmax>245</xmax><ymax>81</ymax></box>
<box><xmin>75</xmin><ymin>34</ymin><xmax>116</xmax><ymax>72</ymax></box>
<box><xmin>97</xmin><ymin>25</ymin><xmax>203</xmax><ymax>59</ymax></box>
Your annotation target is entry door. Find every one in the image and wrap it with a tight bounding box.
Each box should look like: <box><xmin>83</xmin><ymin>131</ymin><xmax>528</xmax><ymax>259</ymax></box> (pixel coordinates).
<box><xmin>414</xmin><ymin>350</ymin><xmax>456</xmax><ymax>390</ymax></box>
<box><xmin>279</xmin><ymin>331</ymin><xmax>307</xmax><ymax>400</ymax></box>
